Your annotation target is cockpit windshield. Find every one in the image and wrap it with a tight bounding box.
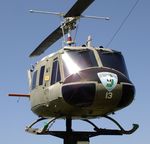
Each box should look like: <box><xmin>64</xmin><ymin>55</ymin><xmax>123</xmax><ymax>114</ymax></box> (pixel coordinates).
<box><xmin>97</xmin><ymin>50</ymin><xmax>129</xmax><ymax>78</ymax></box>
<box><xmin>62</xmin><ymin>50</ymin><xmax>98</xmax><ymax>77</ymax></box>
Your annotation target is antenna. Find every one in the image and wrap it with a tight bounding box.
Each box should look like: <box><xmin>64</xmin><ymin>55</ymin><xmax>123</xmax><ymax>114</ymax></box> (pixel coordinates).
<box><xmin>86</xmin><ymin>35</ymin><xmax>92</xmax><ymax>47</ymax></box>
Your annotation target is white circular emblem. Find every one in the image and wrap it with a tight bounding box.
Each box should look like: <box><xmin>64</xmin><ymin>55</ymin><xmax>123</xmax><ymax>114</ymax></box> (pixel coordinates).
<box><xmin>97</xmin><ymin>72</ymin><xmax>118</xmax><ymax>91</ymax></box>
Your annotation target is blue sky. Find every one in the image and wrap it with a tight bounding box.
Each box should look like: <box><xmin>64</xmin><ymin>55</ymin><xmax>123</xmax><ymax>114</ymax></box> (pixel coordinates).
<box><xmin>0</xmin><ymin>0</ymin><xmax>149</xmax><ymax>143</ymax></box>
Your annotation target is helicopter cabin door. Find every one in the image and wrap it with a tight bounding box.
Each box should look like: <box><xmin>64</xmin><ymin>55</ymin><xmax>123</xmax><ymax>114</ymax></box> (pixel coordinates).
<box><xmin>43</xmin><ymin>59</ymin><xmax>52</xmax><ymax>88</ymax></box>
<box><xmin>46</xmin><ymin>55</ymin><xmax>62</xmax><ymax>101</ymax></box>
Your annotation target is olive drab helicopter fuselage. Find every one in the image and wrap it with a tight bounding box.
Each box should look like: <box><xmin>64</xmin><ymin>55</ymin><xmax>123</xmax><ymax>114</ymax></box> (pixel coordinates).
<box><xmin>28</xmin><ymin>46</ymin><xmax>134</xmax><ymax>118</ymax></box>
<box><xmin>9</xmin><ymin>0</ymin><xmax>138</xmax><ymax>143</ymax></box>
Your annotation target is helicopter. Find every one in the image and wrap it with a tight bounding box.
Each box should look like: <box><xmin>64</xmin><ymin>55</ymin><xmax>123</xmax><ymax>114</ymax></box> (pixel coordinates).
<box><xmin>9</xmin><ymin>0</ymin><xmax>139</xmax><ymax>144</ymax></box>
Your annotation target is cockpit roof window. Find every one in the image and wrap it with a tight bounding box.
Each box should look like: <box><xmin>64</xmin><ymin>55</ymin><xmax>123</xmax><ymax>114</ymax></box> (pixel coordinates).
<box><xmin>62</xmin><ymin>49</ymin><xmax>98</xmax><ymax>78</ymax></box>
<box><xmin>97</xmin><ymin>50</ymin><xmax>129</xmax><ymax>78</ymax></box>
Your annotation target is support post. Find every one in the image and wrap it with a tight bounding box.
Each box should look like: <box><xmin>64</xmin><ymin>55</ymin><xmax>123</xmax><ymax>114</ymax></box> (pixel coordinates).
<box><xmin>64</xmin><ymin>118</ymin><xmax>89</xmax><ymax>144</ymax></box>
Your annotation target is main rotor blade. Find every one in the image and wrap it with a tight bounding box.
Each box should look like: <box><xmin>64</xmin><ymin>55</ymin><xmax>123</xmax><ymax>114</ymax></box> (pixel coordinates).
<box><xmin>64</xmin><ymin>0</ymin><xmax>94</xmax><ymax>17</ymax></box>
<box><xmin>30</xmin><ymin>26</ymin><xmax>63</xmax><ymax>57</ymax></box>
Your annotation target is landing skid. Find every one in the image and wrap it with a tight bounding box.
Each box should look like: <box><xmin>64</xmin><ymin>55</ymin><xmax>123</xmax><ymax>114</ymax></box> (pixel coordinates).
<box><xmin>25</xmin><ymin>116</ymin><xmax>139</xmax><ymax>144</ymax></box>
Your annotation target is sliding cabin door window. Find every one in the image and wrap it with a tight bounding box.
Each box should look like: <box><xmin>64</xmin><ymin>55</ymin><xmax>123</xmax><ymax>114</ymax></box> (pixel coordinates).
<box><xmin>51</xmin><ymin>58</ymin><xmax>61</xmax><ymax>85</ymax></box>
<box><xmin>31</xmin><ymin>70</ymin><xmax>37</xmax><ymax>89</ymax></box>
<box><xmin>39</xmin><ymin>66</ymin><xmax>45</xmax><ymax>86</ymax></box>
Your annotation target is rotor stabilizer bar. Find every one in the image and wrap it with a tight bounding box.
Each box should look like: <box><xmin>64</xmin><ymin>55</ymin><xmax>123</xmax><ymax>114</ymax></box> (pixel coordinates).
<box><xmin>29</xmin><ymin>9</ymin><xmax>110</xmax><ymax>21</ymax></box>
<box><xmin>30</xmin><ymin>0</ymin><xmax>94</xmax><ymax>18</ymax></box>
<box><xmin>29</xmin><ymin>10</ymin><xmax>65</xmax><ymax>17</ymax></box>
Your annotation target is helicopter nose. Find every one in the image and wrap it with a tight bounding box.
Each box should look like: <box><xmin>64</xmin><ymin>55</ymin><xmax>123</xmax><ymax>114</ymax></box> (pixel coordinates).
<box><xmin>62</xmin><ymin>83</ymin><xmax>96</xmax><ymax>107</ymax></box>
<box><xmin>63</xmin><ymin>67</ymin><xmax>135</xmax><ymax>109</ymax></box>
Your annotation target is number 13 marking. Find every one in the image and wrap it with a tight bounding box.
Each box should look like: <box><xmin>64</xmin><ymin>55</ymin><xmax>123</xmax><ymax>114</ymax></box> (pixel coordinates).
<box><xmin>105</xmin><ymin>92</ymin><xmax>113</xmax><ymax>99</ymax></box>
